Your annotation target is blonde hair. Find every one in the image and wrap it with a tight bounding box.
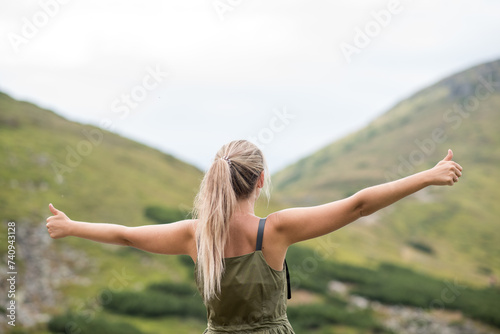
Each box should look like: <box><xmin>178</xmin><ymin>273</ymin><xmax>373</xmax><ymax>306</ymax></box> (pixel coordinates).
<box><xmin>193</xmin><ymin>140</ymin><xmax>271</xmax><ymax>301</ymax></box>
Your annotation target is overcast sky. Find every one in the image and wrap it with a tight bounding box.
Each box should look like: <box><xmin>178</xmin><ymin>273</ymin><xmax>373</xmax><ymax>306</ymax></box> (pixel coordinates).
<box><xmin>1</xmin><ymin>0</ymin><xmax>500</xmax><ymax>173</ymax></box>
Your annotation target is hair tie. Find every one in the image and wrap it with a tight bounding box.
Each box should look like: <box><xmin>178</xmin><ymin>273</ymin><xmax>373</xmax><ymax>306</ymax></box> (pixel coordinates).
<box><xmin>221</xmin><ymin>155</ymin><xmax>232</xmax><ymax>166</ymax></box>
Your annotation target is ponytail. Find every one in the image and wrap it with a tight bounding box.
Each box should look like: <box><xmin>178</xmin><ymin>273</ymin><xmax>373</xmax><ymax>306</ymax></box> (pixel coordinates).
<box><xmin>193</xmin><ymin>140</ymin><xmax>270</xmax><ymax>301</ymax></box>
<box><xmin>194</xmin><ymin>157</ymin><xmax>237</xmax><ymax>301</ymax></box>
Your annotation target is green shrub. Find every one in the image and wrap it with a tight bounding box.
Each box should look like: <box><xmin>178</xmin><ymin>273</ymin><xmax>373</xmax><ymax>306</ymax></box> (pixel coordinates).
<box><xmin>48</xmin><ymin>311</ymin><xmax>143</xmax><ymax>334</ymax></box>
<box><xmin>406</xmin><ymin>240</ymin><xmax>435</xmax><ymax>254</ymax></box>
<box><xmin>288</xmin><ymin>302</ymin><xmax>382</xmax><ymax>332</ymax></box>
<box><xmin>101</xmin><ymin>282</ymin><xmax>205</xmax><ymax>320</ymax></box>
<box><xmin>455</xmin><ymin>287</ymin><xmax>500</xmax><ymax>328</ymax></box>
<box><xmin>147</xmin><ymin>281</ymin><xmax>198</xmax><ymax>296</ymax></box>
<box><xmin>144</xmin><ymin>205</ymin><xmax>191</xmax><ymax>224</ymax></box>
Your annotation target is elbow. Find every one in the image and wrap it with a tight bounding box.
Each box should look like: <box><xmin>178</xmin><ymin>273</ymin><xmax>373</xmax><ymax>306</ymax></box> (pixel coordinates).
<box><xmin>359</xmin><ymin>206</ymin><xmax>371</xmax><ymax>217</ymax></box>
<box><xmin>358</xmin><ymin>205</ymin><xmax>368</xmax><ymax>218</ymax></box>
<box><xmin>122</xmin><ymin>227</ymin><xmax>134</xmax><ymax>247</ymax></box>
<box><xmin>352</xmin><ymin>191</ymin><xmax>369</xmax><ymax>218</ymax></box>
<box><xmin>357</xmin><ymin>199</ymin><xmax>376</xmax><ymax>218</ymax></box>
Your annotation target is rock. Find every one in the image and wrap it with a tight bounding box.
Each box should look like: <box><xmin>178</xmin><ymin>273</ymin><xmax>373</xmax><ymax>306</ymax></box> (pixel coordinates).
<box><xmin>0</xmin><ymin>220</ymin><xmax>91</xmax><ymax>330</ymax></box>
<box><xmin>328</xmin><ymin>280</ymin><xmax>348</xmax><ymax>295</ymax></box>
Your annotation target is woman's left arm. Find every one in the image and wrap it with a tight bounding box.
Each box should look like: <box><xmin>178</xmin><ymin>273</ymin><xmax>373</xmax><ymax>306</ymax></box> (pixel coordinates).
<box><xmin>273</xmin><ymin>149</ymin><xmax>463</xmax><ymax>245</ymax></box>
<box><xmin>354</xmin><ymin>149</ymin><xmax>462</xmax><ymax>217</ymax></box>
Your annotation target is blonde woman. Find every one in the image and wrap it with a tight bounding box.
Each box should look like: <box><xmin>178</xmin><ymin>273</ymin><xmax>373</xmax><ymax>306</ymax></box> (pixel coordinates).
<box><xmin>46</xmin><ymin>139</ymin><xmax>462</xmax><ymax>333</ymax></box>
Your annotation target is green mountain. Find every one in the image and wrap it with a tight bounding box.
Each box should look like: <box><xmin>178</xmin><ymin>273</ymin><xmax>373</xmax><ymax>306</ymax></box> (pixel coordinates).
<box><xmin>0</xmin><ymin>92</ymin><xmax>202</xmax><ymax>222</ymax></box>
<box><xmin>271</xmin><ymin>59</ymin><xmax>500</xmax><ymax>286</ymax></box>
<box><xmin>0</xmin><ymin>93</ymin><xmax>205</xmax><ymax>332</ymax></box>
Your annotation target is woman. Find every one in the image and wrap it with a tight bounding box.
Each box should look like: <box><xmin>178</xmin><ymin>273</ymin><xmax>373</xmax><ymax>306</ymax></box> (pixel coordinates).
<box><xmin>46</xmin><ymin>139</ymin><xmax>462</xmax><ymax>333</ymax></box>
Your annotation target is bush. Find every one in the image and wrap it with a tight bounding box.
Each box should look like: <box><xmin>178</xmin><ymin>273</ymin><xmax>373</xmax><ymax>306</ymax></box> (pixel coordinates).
<box><xmin>144</xmin><ymin>205</ymin><xmax>191</xmax><ymax>224</ymax></box>
<box><xmin>48</xmin><ymin>311</ymin><xmax>143</xmax><ymax>334</ymax></box>
<box><xmin>288</xmin><ymin>302</ymin><xmax>384</xmax><ymax>332</ymax></box>
<box><xmin>147</xmin><ymin>281</ymin><xmax>198</xmax><ymax>296</ymax></box>
<box><xmin>455</xmin><ymin>287</ymin><xmax>500</xmax><ymax>328</ymax></box>
<box><xmin>101</xmin><ymin>282</ymin><xmax>206</xmax><ymax>320</ymax></box>
<box><xmin>406</xmin><ymin>240</ymin><xmax>435</xmax><ymax>254</ymax></box>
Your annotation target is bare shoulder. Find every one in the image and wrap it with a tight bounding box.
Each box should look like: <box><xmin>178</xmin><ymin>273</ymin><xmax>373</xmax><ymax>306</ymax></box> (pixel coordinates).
<box><xmin>265</xmin><ymin>211</ymin><xmax>282</xmax><ymax>231</ymax></box>
<box><xmin>262</xmin><ymin>211</ymin><xmax>288</xmax><ymax>245</ymax></box>
<box><xmin>185</xmin><ymin>218</ymin><xmax>198</xmax><ymax>234</ymax></box>
<box><xmin>266</xmin><ymin>207</ymin><xmax>303</xmax><ymax>233</ymax></box>
<box><xmin>182</xmin><ymin>218</ymin><xmax>198</xmax><ymax>244</ymax></box>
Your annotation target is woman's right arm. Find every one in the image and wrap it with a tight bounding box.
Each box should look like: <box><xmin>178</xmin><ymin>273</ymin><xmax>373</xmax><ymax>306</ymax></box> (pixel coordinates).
<box><xmin>273</xmin><ymin>150</ymin><xmax>462</xmax><ymax>246</ymax></box>
<box><xmin>45</xmin><ymin>204</ymin><xmax>196</xmax><ymax>256</ymax></box>
<box><xmin>46</xmin><ymin>204</ymin><xmax>130</xmax><ymax>245</ymax></box>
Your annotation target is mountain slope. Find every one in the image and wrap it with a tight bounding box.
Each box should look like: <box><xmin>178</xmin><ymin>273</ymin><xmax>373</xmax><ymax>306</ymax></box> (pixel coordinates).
<box><xmin>0</xmin><ymin>92</ymin><xmax>203</xmax><ymax>223</ymax></box>
<box><xmin>0</xmin><ymin>92</ymin><xmax>205</xmax><ymax>331</ymax></box>
<box><xmin>271</xmin><ymin>59</ymin><xmax>500</xmax><ymax>286</ymax></box>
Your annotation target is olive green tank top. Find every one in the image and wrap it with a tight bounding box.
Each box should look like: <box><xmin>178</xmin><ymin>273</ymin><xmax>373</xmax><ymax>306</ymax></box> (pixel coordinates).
<box><xmin>195</xmin><ymin>217</ymin><xmax>295</xmax><ymax>333</ymax></box>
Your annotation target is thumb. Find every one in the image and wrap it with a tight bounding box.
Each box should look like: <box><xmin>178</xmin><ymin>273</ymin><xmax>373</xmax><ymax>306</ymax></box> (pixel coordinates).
<box><xmin>442</xmin><ymin>149</ymin><xmax>453</xmax><ymax>161</ymax></box>
<box><xmin>49</xmin><ymin>203</ymin><xmax>59</xmax><ymax>215</ymax></box>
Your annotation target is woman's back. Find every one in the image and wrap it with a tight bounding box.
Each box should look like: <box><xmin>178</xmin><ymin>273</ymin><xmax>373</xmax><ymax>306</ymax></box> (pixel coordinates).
<box><xmin>215</xmin><ymin>213</ymin><xmax>287</xmax><ymax>271</ymax></box>
<box><xmin>195</xmin><ymin>217</ymin><xmax>295</xmax><ymax>333</ymax></box>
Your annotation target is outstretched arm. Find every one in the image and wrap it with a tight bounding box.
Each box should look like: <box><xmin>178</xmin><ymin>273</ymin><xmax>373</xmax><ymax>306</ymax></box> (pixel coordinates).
<box><xmin>274</xmin><ymin>149</ymin><xmax>463</xmax><ymax>246</ymax></box>
<box><xmin>46</xmin><ymin>204</ymin><xmax>196</xmax><ymax>256</ymax></box>
<box><xmin>353</xmin><ymin>149</ymin><xmax>461</xmax><ymax>217</ymax></box>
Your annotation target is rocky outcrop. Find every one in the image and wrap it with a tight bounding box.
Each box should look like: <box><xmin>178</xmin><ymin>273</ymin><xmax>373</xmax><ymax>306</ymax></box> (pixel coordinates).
<box><xmin>0</xmin><ymin>220</ymin><xmax>92</xmax><ymax>330</ymax></box>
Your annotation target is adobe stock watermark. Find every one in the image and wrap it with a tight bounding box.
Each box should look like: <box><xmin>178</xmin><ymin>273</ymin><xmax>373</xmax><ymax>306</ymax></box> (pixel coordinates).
<box><xmin>212</xmin><ymin>0</ymin><xmax>245</xmax><ymax>21</ymax></box>
<box><xmin>429</xmin><ymin>278</ymin><xmax>467</xmax><ymax>311</ymax></box>
<box><xmin>51</xmin><ymin>64</ymin><xmax>168</xmax><ymax>182</ymax></box>
<box><xmin>385</xmin><ymin>73</ymin><xmax>498</xmax><ymax>181</ymax></box>
<box><xmin>7</xmin><ymin>0</ymin><xmax>72</xmax><ymax>54</ymax></box>
<box><xmin>248</xmin><ymin>107</ymin><xmax>295</xmax><ymax>149</ymax></box>
<box><xmin>340</xmin><ymin>0</ymin><xmax>412</xmax><ymax>64</ymax></box>
<box><xmin>106</xmin><ymin>65</ymin><xmax>169</xmax><ymax>122</ymax></box>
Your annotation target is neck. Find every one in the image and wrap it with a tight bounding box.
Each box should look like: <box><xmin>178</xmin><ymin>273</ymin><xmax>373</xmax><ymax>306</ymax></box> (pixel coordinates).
<box><xmin>234</xmin><ymin>197</ymin><xmax>256</xmax><ymax>216</ymax></box>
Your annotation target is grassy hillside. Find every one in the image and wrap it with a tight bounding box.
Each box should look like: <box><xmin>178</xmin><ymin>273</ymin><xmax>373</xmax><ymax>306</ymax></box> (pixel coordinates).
<box><xmin>0</xmin><ymin>92</ymin><xmax>202</xmax><ymax>222</ymax></box>
<box><xmin>271</xmin><ymin>59</ymin><xmax>500</xmax><ymax>287</ymax></box>
<box><xmin>0</xmin><ymin>93</ymin><xmax>205</xmax><ymax>332</ymax></box>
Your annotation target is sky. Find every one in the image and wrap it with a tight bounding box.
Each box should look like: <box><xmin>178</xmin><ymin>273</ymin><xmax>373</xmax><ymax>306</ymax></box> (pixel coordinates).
<box><xmin>1</xmin><ymin>0</ymin><xmax>500</xmax><ymax>173</ymax></box>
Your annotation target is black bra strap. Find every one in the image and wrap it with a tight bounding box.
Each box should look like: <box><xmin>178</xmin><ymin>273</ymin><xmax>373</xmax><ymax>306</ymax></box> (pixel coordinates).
<box><xmin>285</xmin><ymin>260</ymin><xmax>291</xmax><ymax>299</ymax></box>
<box><xmin>256</xmin><ymin>217</ymin><xmax>292</xmax><ymax>299</ymax></box>
<box><xmin>256</xmin><ymin>218</ymin><xmax>265</xmax><ymax>251</ymax></box>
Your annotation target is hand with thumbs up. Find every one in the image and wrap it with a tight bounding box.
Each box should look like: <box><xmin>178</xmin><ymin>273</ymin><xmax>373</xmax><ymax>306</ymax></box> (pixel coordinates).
<box><xmin>428</xmin><ymin>149</ymin><xmax>463</xmax><ymax>186</ymax></box>
<box><xmin>46</xmin><ymin>203</ymin><xmax>73</xmax><ymax>239</ymax></box>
